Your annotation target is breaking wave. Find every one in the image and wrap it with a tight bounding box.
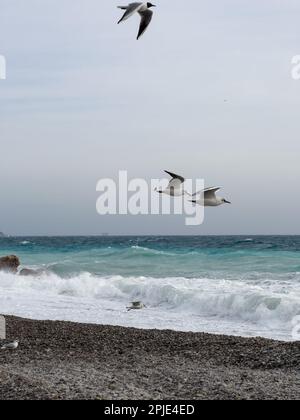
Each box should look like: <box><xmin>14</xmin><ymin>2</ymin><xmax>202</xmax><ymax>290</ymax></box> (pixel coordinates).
<box><xmin>0</xmin><ymin>270</ymin><xmax>299</xmax><ymax>341</ymax></box>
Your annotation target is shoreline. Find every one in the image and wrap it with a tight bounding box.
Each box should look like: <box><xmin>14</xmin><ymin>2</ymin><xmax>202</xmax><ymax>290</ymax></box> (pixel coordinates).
<box><xmin>0</xmin><ymin>316</ymin><xmax>299</xmax><ymax>400</ymax></box>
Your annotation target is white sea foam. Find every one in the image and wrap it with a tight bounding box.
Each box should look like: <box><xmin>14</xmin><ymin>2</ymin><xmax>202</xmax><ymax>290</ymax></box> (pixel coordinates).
<box><xmin>130</xmin><ymin>245</ymin><xmax>176</xmax><ymax>256</ymax></box>
<box><xmin>0</xmin><ymin>271</ymin><xmax>299</xmax><ymax>341</ymax></box>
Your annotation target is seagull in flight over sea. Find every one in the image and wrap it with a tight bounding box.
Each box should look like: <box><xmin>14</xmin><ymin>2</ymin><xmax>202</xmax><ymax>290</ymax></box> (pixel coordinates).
<box><xmin>155</xmin><ymin>171</ymin><xmax>188</xmax><ymax>197</ymax></box>
<box><xmin>1</xmin><ymin>340</ymin><xmax>19</xmax><ymax>350</ymax></box>
<box><xmin>117</xmin><ymin>2</ymin><xmax>156</xmax><ymax>40</ymax></box>
<box><xmin>190</xmin><ymin>187</ymin><xmax>231</xmax><ymax>207</ymax></box>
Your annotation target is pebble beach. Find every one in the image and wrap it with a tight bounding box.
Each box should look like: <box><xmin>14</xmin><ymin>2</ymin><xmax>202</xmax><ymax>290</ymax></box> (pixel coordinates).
<box><xmin>0</xmin><ymin>316</ymin><xmax>299</xmax><ymax>400</ymax></box>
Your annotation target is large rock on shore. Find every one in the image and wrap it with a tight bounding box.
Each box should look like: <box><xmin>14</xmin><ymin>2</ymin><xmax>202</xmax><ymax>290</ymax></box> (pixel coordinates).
<box><xmin>0</xmin><ymin>255</ymin><xmax>20</xmax><ymax>273</ymax></box>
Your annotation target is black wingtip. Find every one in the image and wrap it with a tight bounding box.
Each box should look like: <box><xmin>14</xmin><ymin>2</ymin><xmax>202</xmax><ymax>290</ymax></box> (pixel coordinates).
<box><xmin>164</xmin><ymin>170</ymin><xmax>176</xmax><ymax>178</ymax></box>
<box><xmin>164</xmin><ymin>170</ymin><xmax>185</xmax><ymax>183</ymax></box>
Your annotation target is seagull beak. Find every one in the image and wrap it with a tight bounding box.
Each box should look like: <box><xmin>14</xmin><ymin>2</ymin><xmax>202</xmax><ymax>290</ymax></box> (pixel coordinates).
<box><xmin>224</xmin><ymin>200</ymin><xmax>231</xmax><ymax>204</ymax></box>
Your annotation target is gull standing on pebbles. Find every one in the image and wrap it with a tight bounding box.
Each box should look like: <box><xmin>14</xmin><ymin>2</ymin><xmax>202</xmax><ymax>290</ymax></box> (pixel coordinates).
<box><xmin>1</xmin><ymin>340</ymin><xmax>19</xmax><ymax>350</ymax></box>
<box><xmin>190</xmin><ymin>187</ymin><xmax>231</xmax><ymax>207</ymax></box>
<box><xmin>127</xmin><ymin>302</ymin><xmax>146</xmax><ymax>311</ymax></box>
<box><xmin>117</xmin><ymin>3</ymin><xmax>156</xmax><ymax>40</ymax></box>
<box><xmin>155</xmin><ymin>171</ymin><xmax>188</xmax><ymax>197</ymax></box>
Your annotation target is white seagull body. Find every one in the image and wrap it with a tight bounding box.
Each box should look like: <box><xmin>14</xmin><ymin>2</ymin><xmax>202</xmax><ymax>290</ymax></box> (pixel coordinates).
<box><xmin>117</xmin><ymin>2</ymin><xmax>156</xmax><ymax>40</ymax></box>
<box><xmin>191</xmin><ymin>187</ymin><xmax>231</xmax><ymax>207</ymax></box>
<box><xmin>156</xmin><ymin>171</ymin><xmax>187</xmax><ymax>197</ymax></box>
<box><xmin>1</xmin><ymin>340</ymin><xmax>19</xmax><ymax>350</ymax></box>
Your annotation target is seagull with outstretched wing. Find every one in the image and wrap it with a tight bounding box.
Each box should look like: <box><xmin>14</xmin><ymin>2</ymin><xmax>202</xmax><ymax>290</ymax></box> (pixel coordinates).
<box><xmin>190</xmin><ymin>187</ymin><xmax>231</xmax><ymax>207</ymax></box>
<box><xmin>117</xmin><ymin>2</ymin><xmax>156</xmax><ymax>40</ymax></box>
<box><xmin>156</xmin><ymin>171</ymin><xmax>187</xmax><ymax>197</ymax></box>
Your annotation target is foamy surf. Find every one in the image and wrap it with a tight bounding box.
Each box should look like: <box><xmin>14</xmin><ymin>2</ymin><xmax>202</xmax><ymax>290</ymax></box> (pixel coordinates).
<box><xmin>0</xmin><ymin>270</ymin><xmax>299</xmax><ymax>341</ymax></box>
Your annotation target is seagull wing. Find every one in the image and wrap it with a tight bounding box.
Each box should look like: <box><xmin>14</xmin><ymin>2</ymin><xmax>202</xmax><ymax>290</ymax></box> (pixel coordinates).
<box><xmin>163</xmin><ymin>171</ymin><xmax>185</xmax><ymax>193</ymax></box>
<box><xmin>193</xmin><ymin>187</ymin><xmax>220</xmax><ymax>199</ymax></box>
<box><xmin>118</xmin><ymin>3</ymin><xmax>143</xmax><ymax>24</ymax></box>
<box><xmin>203</xmin><ymin>187</ymin><xmax>220</xmax><ymax>199</ymax></box>
<box><xmin>137</xmin><ymin>9</ymin><xmax>153</xmax><ymax>40</ymax></box>
<box><xmin>164</xmin><ymin>171</ymin><xmax>185</xmax><ymax>184</ymax></box>
<box><xmin>168</xmin><ymin>178</ymin><xmax>183</xmax><ymax>190</ymax></box>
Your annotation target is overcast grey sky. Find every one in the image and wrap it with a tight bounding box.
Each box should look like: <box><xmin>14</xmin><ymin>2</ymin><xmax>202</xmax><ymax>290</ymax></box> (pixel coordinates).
<box><xmin>0</xmin><ymin>0</ymin><xmax>300</xmax><ymax>235</ymax></box>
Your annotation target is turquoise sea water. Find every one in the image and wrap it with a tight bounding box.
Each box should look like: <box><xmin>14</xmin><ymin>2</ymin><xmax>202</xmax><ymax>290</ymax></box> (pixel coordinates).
<box><xmin>0</xmin><ymin>236</ymin><xmax>299</xmax><ymax>340</ymax></box>
<box><xmin>1</xmin><ymin>235</ymin><xmax>300</xmax><ymax>279</ymax></box>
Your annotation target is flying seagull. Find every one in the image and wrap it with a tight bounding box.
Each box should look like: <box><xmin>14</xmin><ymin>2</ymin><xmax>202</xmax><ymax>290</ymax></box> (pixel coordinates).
<box><xmin>190</xmin><ymin>187</ymin><xmax>231</xmax><ymax>207</ymax></box>
<box><xmin>1</xmin><ymin>340</ymin><xmax>19</xmax><ymax>350</ymax></box>
<box><xmin>117</xmin><ymin>2</ymin><xmax>156</xmax><ymax>40</ymax></box>
<box><xmin>156</xmin><ymin>171</ymin><xmax>187</xmax><ymax>197</ymax></box>
<box><xmin>127</xmin><ymin>302</ymin><xmax>146</xmax><ymax>311</ymax></box>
